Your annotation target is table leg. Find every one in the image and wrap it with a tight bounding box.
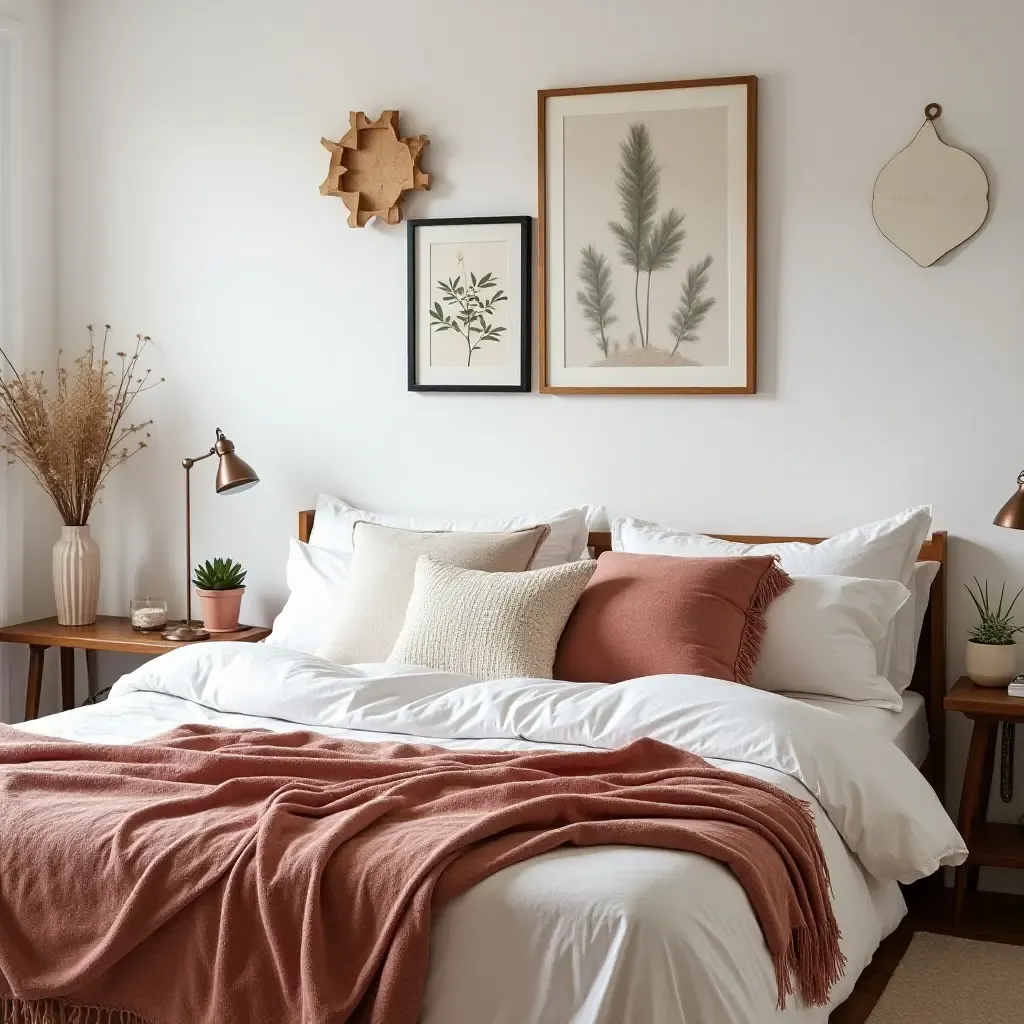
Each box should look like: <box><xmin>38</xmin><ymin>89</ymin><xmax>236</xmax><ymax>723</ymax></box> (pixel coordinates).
<box><xmin>85</xmin><ymin>649</ymin><xmax>98</xmax><ymax>698</ymax></box>
<box><xmin>24</xmin><ymin>645</ymin><xmax>46</xmax><ymax>721</ymax></box>
<box><xmin>59</xmin><ymin>648</ymin><xmax>76</xmax><ymax>711</ymax></box>
<box><xmin>954</xmin><ymin>717</ymin><xmax>997</xmax><ymax>921</ymax></box>
<box><xmin>966</xmin><ymin>724</ymin><xmax>999</xmax><ymax>895</ymax></box>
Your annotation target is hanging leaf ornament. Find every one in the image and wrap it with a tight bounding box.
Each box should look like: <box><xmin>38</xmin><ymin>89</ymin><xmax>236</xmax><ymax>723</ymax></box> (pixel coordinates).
<box><xmin>872</xmin><ymin>104</ymin><xmax>989</xmax><ymax>267</ymax></box>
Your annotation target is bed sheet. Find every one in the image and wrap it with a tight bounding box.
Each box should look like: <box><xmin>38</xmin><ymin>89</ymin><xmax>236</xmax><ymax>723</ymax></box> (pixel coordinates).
<box><xmin>795</xmin><ymin>690</ymin><xmax>929</xmax><ymax>766</ymax></box>
<box><xmin>16</xmin><ymin>690</ymin><xmax>906</xmax><ymax>1023</ymax></box>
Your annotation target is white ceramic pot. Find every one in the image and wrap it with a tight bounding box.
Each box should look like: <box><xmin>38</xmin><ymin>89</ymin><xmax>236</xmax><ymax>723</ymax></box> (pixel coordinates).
<box><xmin>965</xmin><ymin>640</ymin><xmax>1017</xmax><ymax>688</ymax></box>
<box><xmin>52</xmin><ymin>525</ymin><xmax>100</xmax><ymax>626</ymax></box>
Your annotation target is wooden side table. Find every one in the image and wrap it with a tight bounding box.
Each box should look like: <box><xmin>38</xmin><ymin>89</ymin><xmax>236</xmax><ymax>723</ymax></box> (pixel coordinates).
<box><xmin>0</xmin><ymin>615</ymin><xmax>271</xmax><ymax>721</ymax></box>
<box><xmin>944</xmin><ymin>676</ymin><xmax>1024</xmax><ymax>921</ymax></box>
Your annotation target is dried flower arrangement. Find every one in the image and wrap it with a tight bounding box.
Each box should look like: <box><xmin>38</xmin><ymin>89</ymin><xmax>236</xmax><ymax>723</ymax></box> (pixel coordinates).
<box><xmin>0</xmin><ymin>325</ymin><xmax>164</xmax><ymax>526</ymax></box>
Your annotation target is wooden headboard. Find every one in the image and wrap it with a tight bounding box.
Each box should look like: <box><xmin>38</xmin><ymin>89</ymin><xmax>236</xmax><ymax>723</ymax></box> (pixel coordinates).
<box><xmin>297</xmin><ymin>510</ymin><xmax>947</xmax><ymax>799</ymax></box>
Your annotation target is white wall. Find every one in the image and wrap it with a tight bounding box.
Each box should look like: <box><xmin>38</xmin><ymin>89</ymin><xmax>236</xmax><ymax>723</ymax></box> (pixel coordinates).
<box><xmin>51</xmin><ymin>0</ymin><xmax>1024</xmax><ymax>868</ymax></box>
<box><xmin>0</xmin><ymin>0</ymin><xmax>56</xmax><ymax>723</ymax></box>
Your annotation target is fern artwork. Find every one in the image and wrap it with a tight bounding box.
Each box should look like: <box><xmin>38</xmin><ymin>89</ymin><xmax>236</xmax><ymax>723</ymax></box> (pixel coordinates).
<box><xmin>576</xmin><ymin>245</ymin><xmax>617</xmax><ymax>358</ymax></box>
<box><xmin>578</xmin><ymin>121</ymin><xmax>716</xmax><ymax>368</ymax></box>
<box><xmin>429</xmin><ymin>252</ymin><xmax>508</xmax><ymax>367</ymax></box>
<box><xmin>408</xmin><ymin>217</ymin><xmax>532</xmax><ymax>393</ymax></box>
<box><xmin>540</xmin><ymin>77</ymin><xmax>756</xmax><ymax>393</ymax></box>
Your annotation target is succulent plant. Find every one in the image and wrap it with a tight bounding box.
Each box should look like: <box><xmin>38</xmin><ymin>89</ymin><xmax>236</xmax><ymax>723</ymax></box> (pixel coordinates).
<box><xmin>193</xmin><ymin>557</ymin><xmax>246</xmax><ymax>592</ymax></box>
<box><xmin>965</xmin><ymin>576</ymin><xmax>1023</xmax><ymax>645</ymax></box>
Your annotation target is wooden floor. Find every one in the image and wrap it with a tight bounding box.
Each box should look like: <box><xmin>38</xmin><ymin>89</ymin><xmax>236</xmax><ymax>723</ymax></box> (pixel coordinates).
<box><xmin>830</xmin><ymin>889</ymin><xmax>1024</xmax><ymax>1023</ymax></box>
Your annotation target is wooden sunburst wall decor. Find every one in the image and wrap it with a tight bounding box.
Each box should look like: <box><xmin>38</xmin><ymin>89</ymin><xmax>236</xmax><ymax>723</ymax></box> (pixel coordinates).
<box><xmin>320</xmin><ymin>111</ymin><xmax>430</xmax><ymax>228</ymax></box>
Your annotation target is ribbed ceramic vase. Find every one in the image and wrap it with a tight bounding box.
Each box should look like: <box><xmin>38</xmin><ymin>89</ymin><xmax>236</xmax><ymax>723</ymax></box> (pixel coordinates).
<box><xmin>52</xmin><ymin>525</ymin><xmax>101</xmax><ymax>626</ymax></box>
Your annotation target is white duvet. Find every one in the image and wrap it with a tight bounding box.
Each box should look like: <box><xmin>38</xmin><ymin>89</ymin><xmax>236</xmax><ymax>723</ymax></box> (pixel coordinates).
<box><xmin>16</xmin><ymin>643</ymin><xmax>966</xmax><ymax>1024</ymax></box>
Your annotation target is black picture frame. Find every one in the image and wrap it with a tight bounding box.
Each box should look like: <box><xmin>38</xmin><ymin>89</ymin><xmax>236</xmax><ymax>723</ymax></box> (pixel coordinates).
<box><xmin>407</xmin><ymin>216</ymin><xmax>532</xmax><ymax>392</ymax></box>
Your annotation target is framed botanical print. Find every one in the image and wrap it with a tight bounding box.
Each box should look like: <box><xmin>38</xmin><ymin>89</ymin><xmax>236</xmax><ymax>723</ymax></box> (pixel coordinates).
<box><xmin>538</xmin><ymin>76</ymin><xmax>757</xmax><ymax>394</ymax></box>
<box><xmin>407</xmin><ymin>216</ymin><xmax>531</xmax><ymax>392</ymax></box>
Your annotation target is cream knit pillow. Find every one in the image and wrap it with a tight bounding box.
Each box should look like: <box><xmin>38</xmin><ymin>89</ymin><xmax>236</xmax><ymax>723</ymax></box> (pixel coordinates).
<box><xmin>388</xmin><ymin>556</ymin><xmax>597</xmax><ymax>680</ymax></box>
<box><xmin>316</xmin><ymin>522</ymin><xmax>550</xmax><ymax>665</ymax></box>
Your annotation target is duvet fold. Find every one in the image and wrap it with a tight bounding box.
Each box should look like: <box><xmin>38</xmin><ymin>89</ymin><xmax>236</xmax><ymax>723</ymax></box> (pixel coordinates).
<box><xmin>107</xmin><ymin>643</ymin><xmax>966</xmax><ymax>886</ymax></box>
<box><xmin>0</xmin><ymin>725</ymin><xmax>842</xmax><ymax>1024</ymax></box>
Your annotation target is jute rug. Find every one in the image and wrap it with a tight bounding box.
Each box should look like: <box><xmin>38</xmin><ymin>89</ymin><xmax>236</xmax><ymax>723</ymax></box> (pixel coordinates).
<box><xmin>866</xmin><ymin>932</ymin><xmax>1024</xmax><ymax>1023</ymax></box>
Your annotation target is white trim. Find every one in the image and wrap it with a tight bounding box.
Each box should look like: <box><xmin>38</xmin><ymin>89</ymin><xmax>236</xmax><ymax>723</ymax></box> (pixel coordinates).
<box><xmin>0</xmin><ymin>15</ymin><xmax>24</xmax><ymax>723</ymax></box>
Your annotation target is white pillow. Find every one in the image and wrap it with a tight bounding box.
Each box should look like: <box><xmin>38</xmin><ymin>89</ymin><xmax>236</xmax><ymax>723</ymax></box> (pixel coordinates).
<box><xmin>753</xmin><ymin>575</ymin><xmax>910</xmax><ymax>709</ymax></box>
<box><xmin>309</xmin><ymin>494</ymin><xmax>594</xmax><ymax>569</ymax></box>
<box><xmin>266</xmin><ymin>539</ymin><xmax>351</xmax><ymax>654</ymax></box>
<box><xmin>612</xmin><ymin>507</ymin><xmax>932</xmax><ymax>694</ymax></box>
<box><xmin>317</xmin><ymin>522</ymin><xmax>550</xmax><ymax>665</ymax></box>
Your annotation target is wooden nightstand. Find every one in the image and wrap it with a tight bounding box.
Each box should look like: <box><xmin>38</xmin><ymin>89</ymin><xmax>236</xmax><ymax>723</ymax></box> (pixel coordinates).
<box><xmin>0</xmin><ymin>615</ymin><xmax>271</xmax><ymax>721</ymax></box>
<box><xmin>944</xmin><ymin>676</ymin><xmax>1024</xmax><ymax>920</ymax></box>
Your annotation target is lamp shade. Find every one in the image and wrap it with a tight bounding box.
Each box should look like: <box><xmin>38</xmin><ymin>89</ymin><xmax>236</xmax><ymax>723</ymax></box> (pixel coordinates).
<box><xmin>994</xmin><ymin>471</ymin><xmax>1024</xmax><ymax>530</ymax></box>
<box><xmin>213</xmin><ymin>430</ymin><xmax>259</xmax><ymax>494</ymax></box>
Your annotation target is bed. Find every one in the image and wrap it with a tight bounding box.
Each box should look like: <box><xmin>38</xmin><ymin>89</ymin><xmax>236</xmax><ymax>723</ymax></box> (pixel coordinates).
<box><xmin>8</xmin><ymin>512</ymin><xmax>959</xmax><ymax>1024</ymax></box>
<box><xmin>564</xmin><ymin>525</ymin><xmax>949</xmax><ymax>805</ymax></box>
<box><xmin>797</xmin><ymin>690</ymin><xmax>931</xmax><ymax>770</ymax></box>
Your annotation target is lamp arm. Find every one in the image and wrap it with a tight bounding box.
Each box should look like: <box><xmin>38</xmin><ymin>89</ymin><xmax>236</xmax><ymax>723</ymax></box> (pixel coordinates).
<box><xmin>182</xmin><ymin>447</ymin><xmax>217</xmax><ymax>470</ymax></box>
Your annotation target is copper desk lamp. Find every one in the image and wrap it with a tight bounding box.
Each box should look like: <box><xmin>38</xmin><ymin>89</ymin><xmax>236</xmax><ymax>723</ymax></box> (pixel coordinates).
<box><xmin>994</xmin><ymin>471</ymin><xmax>1024</xmax><ymax>531</ymax></box>
<box><xmin>163</xmin><ymin>429</ymin><xmax>259</xmax><ymax>642</ymax></box>
<box><xmin>992</xmin><ymin>470</ymin><xmax>1024</xmax><ymax>801</ymax></box>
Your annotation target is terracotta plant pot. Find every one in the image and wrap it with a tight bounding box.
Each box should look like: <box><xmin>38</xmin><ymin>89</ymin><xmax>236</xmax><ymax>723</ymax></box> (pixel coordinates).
<box><xmin>965</xmin><ymin>639</ymin><xmax>1017</xmax><ymax>688</ymax></box>
<box><xmin>195</xmin><ymin>586</ymin><xmax>245</xmax><ymax>633</ymax></box>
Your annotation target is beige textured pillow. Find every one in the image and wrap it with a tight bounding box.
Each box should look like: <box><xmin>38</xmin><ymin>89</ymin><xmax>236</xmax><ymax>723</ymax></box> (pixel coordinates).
<box><xmin>316</xmin><ymin>522</ymin><xmax>549</xmax><ymax>664</ymax></box>
<box><xmin>388</xmin><ymin>556</ymin><xmax>597</xmax><ymax>679</ymax></box>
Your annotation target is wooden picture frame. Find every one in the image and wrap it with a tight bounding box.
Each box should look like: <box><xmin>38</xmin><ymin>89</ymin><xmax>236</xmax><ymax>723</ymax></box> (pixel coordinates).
<box><xmin>538</xmin><ymin>76</ymin><xmax>758</xmax><ymax>395</ymax></box>
<box><xmin>407</xmin><ymin>216</ymin><xmax>532</xmax><ymax>393</ymax></box>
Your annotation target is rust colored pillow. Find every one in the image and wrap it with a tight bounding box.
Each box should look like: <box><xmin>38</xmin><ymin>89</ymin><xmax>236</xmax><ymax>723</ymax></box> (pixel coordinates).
<box><xmin>554</xmin><ymin>552</ymin><xmax>792</xmax><ymax>685</ymax></box>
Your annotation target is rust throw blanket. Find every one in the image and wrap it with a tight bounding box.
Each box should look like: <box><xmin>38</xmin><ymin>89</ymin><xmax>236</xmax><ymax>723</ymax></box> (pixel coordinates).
<box><xmin>0</xmin><ymin>724</ymin><xmax>843</xmax><ymax>1023</ymax></box>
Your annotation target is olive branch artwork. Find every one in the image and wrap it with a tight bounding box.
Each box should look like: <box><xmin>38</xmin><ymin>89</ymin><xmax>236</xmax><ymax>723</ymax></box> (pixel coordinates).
<box><xmin>577</xmin><ymin>121</ymin><xmax>716</xmax><ymax>366</ymax></box>
<box><xmin>429</xmin><ymin>252</ymin><xmax>507</xmax><ymax>367</ymax></box>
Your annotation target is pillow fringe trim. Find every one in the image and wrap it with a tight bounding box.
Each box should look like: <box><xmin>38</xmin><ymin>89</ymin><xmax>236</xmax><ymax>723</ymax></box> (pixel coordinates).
<box><xmin>733</xmin><ymin>558</ymin><xmax>793</xmax><ymax>685</ymax></box>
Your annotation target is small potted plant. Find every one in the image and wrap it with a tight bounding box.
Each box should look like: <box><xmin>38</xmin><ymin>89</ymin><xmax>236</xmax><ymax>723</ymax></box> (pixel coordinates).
<box><xmin>193</xmin><ymin>557</ymin><xmax>247</xmax><ymax>633</ymax></box>
<box><xmin>965</xmin><ymin>576</ymin><xmax>1022</xmax><ymax>687</ymax></box>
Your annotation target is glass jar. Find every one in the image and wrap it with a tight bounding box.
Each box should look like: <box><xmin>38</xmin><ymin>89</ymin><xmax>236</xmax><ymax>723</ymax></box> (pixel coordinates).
<box><xmin>130</xmin><ymin>598</ymin><xmax>168</xmax><ymax>632</ymax></box>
